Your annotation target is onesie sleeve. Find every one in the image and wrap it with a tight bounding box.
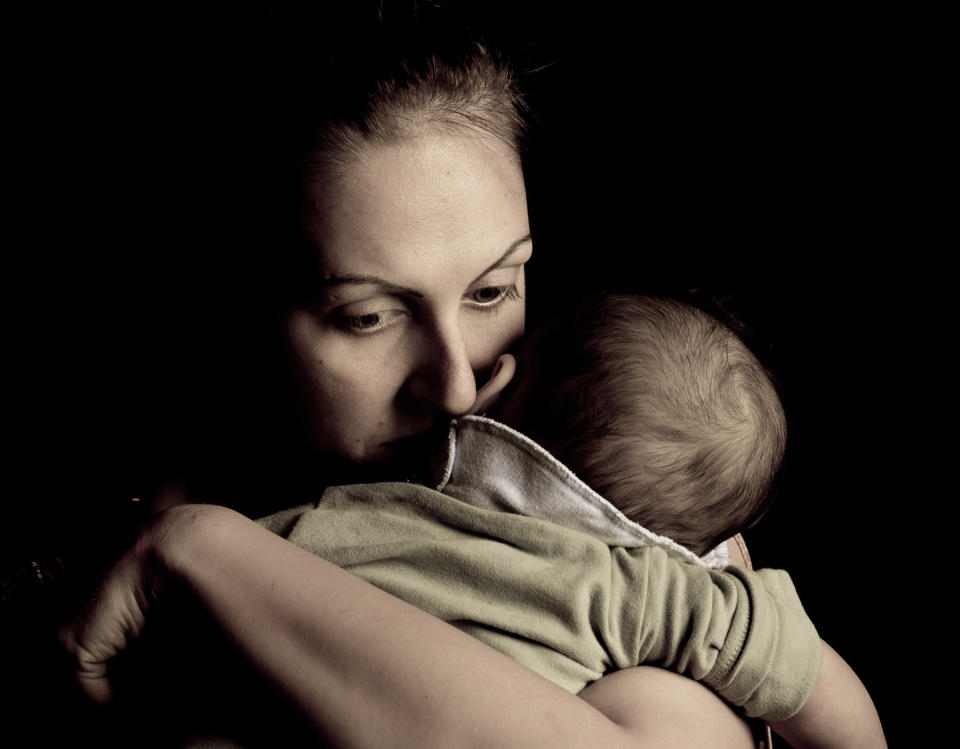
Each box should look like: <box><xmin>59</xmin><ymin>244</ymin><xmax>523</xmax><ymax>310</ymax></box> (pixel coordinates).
<box><xmin>256</xmin><ymin>502</ymin><xmax>315</xmax><ymax>536</ymax></box>
<box><xmin>707</xmin><ymin>564</ymin><xmax>822</xmax><ymax>721</ymax></box>
<box><xmin>611</xmin><ymin>546</ymin><xmax>822</xmax><ymax>722</ymax></box>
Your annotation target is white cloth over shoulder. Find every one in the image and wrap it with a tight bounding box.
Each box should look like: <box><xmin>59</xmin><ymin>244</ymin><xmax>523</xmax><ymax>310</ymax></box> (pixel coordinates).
<box><xmin>430</xmin><ymin>415</ymin><xmax>730</xmax><ymax>569</ymax></box>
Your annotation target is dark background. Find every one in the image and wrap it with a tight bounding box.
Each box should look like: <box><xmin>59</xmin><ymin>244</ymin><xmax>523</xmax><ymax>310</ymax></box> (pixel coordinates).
<box><xmin>7</xmin><ymin>1</ymin><xmax>939</xmax><ymax>744</ymax></box>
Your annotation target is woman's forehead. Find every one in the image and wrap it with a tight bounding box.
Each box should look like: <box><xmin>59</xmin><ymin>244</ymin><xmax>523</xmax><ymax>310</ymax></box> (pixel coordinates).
<box><xmin>305</xmin><ymin>132</ymin><xmax>530</xmax><ymax>281</ymax></box>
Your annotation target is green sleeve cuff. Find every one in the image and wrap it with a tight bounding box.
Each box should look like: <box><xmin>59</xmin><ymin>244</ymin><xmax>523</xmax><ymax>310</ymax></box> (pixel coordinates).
<box><xmin>706</xmin><ymin>566</ymin><xmax>822</xmax><ymax>721</ymax></box>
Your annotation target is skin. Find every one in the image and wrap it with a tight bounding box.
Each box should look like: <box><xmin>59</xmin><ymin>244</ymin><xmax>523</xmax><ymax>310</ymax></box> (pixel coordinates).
<box><xmin>285</xmin><ymin>131</ymin><xmax>531</xmax><ymax>470</ymax></box>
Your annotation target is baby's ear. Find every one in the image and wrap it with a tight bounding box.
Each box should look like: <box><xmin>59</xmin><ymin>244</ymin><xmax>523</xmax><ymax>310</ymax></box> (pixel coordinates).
<box><xmin>468</xmin><ymin>354</ymin><xmax>517</xmax><ymax>416</ymax></box>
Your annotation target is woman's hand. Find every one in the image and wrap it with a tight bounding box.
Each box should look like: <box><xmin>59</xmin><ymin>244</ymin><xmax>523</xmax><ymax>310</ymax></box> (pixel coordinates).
<box><xmin>57</xmin><ymin>505</ymin><xmax>194</xmax><ymax>706</ymax></box>
<box><xmin>59</xmin><ymin>549</ymin><xmax>149</xmax><ymax>705</ymax></box>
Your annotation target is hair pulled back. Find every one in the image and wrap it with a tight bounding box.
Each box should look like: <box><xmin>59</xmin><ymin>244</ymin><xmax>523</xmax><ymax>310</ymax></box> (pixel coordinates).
<box><xmin>252</xmin><ymin>1</ymin><xmax>529</xmax><ymax>301</ymax></box>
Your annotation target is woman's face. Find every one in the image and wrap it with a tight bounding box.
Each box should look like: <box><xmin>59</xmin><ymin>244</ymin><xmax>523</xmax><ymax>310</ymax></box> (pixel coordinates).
<box><xmin>286</xmin><ymin>132</ymin><xmax>531</xmax><ymax>469</ymax></box>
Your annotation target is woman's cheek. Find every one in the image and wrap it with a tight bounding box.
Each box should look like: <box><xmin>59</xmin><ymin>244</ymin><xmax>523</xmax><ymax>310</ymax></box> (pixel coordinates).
<box><xmin>316</xmin><ymin>327</ymin><xmax>413</xmax><ymax>406</ymax></box>
<box><xmin>285</xmin><ymin>314</ymin><xmax>327</xmax><ymax>380</ymax></box>
<box><xmin>466</xmin><ymin>304</ymin><xmax>525</xmax><ymax>374</ymax></box>
<box><xmin>286</xmin><ymin>314</ymin><xmax>358</xmax><ymax>405</ymax></box>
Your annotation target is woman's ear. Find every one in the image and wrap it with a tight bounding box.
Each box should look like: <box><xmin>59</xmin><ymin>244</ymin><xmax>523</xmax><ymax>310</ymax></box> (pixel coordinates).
<box><xmin>468</xmin><ymin>354</ymin><xmax>517</xmax><ymax>416</ymax></box>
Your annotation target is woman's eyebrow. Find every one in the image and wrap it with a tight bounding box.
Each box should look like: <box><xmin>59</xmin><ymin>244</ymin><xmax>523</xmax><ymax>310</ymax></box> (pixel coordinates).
<box><xmin>322</xmin><ymin>234</ymin><xmax>533</xmax><ymax>295</ymax></box>
<box><xmin>320</xmin><ymin>274</ymin><xmax>424</xmax><ymax>297</ymax></box>
<box><xmin>471</xmin><ymin>233</ymin><xmax>532</xmax><ymax>284</ymax></box>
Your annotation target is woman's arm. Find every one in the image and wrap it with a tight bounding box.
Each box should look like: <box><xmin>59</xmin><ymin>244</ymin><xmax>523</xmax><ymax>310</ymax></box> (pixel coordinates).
<box><xmin>62</xmin><ymin>503</ymin><xmax>755</xmax><ymax>748</ymax></box>
<box><xmin>579</xmin><ymin>666</ymin><xmax>757</xmax><ymax>748</ymax></box>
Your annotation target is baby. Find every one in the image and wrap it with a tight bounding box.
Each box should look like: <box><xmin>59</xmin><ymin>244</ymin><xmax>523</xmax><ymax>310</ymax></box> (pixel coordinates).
<box><xmin>474</xmin><ymin>291</ymin><xmax>785</xmax><ymax>557</ymax></box>
<box><xmin>261</xmin><ymin>292</ymin><xmax>883</xmax><ymax>746</ymax></box>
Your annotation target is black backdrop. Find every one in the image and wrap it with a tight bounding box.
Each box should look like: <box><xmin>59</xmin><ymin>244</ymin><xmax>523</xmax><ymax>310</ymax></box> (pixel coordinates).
<box><xmin>7</xmin><ymin>2</ymin><xmax>935</xmax><ymax>744</ymax></box>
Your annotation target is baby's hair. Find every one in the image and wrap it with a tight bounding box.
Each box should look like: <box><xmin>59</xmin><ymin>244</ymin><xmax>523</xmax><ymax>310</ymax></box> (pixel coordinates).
<box><xmin>506</xmin><ymin>293</ymin><xmax>786</xmax><ymax>556</ymax></box>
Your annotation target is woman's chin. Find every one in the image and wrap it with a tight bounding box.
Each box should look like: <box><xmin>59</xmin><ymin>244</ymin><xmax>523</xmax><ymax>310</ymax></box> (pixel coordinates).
<box><xmin>363</xmin><ymin>430</ymin><xmax>448</xmax><ymax>481</ymax></box>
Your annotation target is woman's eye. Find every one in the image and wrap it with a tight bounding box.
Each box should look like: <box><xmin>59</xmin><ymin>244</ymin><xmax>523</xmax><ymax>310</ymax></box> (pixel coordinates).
<box><xmin>333</xmin><ymin>308</ymin><xmax>405</xmax><ymax>335</ymax></box>
<box><xmin>466</xmin><ymin>284</ymin><xmax>520</xmax><ymax>308</ymax></box>
<box><xmin>353</xmin><ymin>313</ymin><xmax>385</xmax><ymax>330</ymax></box>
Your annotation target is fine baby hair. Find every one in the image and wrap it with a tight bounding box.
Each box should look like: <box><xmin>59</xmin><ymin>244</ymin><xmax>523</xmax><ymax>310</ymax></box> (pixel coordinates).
<box><xmin>495</xmin><ymin>293</ymin><xmax>787</xmax><ymax>556</ymax></box>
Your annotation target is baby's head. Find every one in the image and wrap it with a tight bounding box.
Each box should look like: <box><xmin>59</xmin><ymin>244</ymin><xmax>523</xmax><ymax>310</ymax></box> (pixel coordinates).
<box><xmin>487</xmin><ymin>293</ymin><xmax>786</xmax><ymax>556</ymax></box>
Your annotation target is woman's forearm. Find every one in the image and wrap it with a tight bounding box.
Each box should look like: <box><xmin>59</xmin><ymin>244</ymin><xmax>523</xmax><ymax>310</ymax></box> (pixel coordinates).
<box><xmin>63</xmin><ymin>503</ymin><xmax>758</xmax><ymax>747</ymax></box>
<box><xmin>159</xmin><ymin>504</ymin><xmax>642</xmax><ymax>748</ymax></box>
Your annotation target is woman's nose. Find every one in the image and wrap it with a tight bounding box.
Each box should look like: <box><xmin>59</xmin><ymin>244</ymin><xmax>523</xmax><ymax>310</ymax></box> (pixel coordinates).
<box><xmin>406</xmin><ymin>324</ymin><xmax>478</xmax><ymax>416</ymax></box>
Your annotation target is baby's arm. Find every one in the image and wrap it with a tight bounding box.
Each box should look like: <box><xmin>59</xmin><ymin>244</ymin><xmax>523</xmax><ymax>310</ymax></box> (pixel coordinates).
<box><xmin>624</xmin><ymin>551</ymin><xmax>884</xmax><ymax>740</ymax></box>
<box><xmin>769</xmin><ymin>639</ymin><xmax>886</xmax><ymax>748</ymax></box>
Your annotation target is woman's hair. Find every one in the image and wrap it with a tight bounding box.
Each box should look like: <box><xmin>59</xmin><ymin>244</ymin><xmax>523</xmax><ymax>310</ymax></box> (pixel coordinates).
<box><xmin>300</xmin><ymin>38</ymin><xmax>527</xmax><ymax>185</ymax></box>
<box><xmin>256</xmin><ymin>1</ymin><xmax>529</xmax><ymax>299</ymax></box>
<box><xmin>271</xmin><ymin>3</ymin><xmax>528</xmax><ymax>157</ymax></box>
<box><xmin>504</xmin><ymin>293</ymin><xmax>787</xmax><ymax>556</ymax></box>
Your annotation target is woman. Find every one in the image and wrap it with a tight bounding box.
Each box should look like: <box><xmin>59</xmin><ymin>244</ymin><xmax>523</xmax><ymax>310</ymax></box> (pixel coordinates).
<box><xmin>60</xmin><ymin>6</ymin><xmax>770</xmax><ymax>747</ymax></box>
